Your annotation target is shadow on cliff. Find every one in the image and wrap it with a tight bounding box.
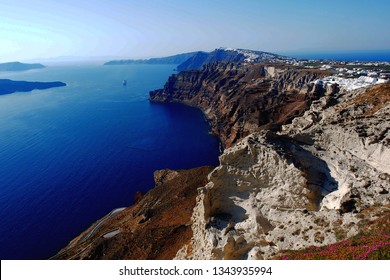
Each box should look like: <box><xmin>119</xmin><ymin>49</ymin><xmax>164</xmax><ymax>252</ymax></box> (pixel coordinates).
<box><xmin>268</xmin><ymin>133</ymin><xmax>339</xmax><ymax>210</ymax></box>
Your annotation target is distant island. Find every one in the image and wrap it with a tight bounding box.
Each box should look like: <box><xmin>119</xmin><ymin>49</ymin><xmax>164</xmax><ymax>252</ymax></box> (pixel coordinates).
<box><xmin>0</xmin><ymin>62</ymin><xmax>46</xmax><ymax>71</ymax></box>
<box><xmin>104</xmin><ymin>48</ymin><xmax>288</xmax><ymax>72</ymax></box>
<box><xmin>176</xmin><ymin>48</ymin><xmax>287</xmax><ymax>71</ymax></box>
<box><xmin>104</xmin><ymin>51</ymin><xmax>203</xmax><ymax>66</ymax></box>
<box><xmin>0</xmin><ymin>79</ymin><xmax>66</xmax><ymax>95</ymax></box>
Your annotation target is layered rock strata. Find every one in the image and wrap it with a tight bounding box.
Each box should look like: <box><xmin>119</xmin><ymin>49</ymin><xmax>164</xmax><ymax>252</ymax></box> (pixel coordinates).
<box><xmin>150</xmin><ymin>63</ymin><xmax>336</xmax><ymax>148</ymax></box>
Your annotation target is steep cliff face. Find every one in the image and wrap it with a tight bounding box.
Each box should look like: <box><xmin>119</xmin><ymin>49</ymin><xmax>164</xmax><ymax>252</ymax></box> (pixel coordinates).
<box><xmin>150</xmin><ymin>62</ymin><xmax>335</xmax><ymax>148</ymax></box>
<box><xmin>176</xmin><ymin>52</ymin><xmax>213</xmax><ymax>72</ymax></box>
<box><xmin>176</xmin><ymin>83</ymin><xmax>390</xmax><ymax>260</ymax></box>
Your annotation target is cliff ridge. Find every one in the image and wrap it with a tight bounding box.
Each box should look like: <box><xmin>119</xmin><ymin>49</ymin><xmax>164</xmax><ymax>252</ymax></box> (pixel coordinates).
<box><xmin>150</xmin><ymin>62</ymin><xmax>335</xmax><ymax>148</ymax></box>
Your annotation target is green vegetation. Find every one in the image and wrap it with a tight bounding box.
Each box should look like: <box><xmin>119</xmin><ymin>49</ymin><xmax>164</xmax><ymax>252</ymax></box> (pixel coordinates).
<box><xmin>303</xmin><ymin>62</ymin><xmax>325</xmax><ymax>67</ymax></box>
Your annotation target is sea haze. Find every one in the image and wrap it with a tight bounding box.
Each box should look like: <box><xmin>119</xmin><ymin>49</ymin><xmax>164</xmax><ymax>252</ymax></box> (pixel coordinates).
<box><xmin>0</xmin><ymin>64</ymin><xmax>220</xmax><ymax>259</ymax></box>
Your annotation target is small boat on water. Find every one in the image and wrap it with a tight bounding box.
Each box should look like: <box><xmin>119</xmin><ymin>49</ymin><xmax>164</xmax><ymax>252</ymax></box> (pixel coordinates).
<box><xmin>122</xmin><ymin>79</ymin><xmax>127</xmax><ymax>86</ymax></box>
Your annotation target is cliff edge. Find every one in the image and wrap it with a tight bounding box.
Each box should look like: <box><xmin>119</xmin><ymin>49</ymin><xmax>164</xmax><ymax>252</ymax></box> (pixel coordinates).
<box><xmin>151</xmin><ymin>63</ymin><xmax>389</xmax><ymax>260</ymax></box>
<box><xmin>150</xmin><ymin>62</ymin><xmax>335</xmax><ymax>148</ymax></box>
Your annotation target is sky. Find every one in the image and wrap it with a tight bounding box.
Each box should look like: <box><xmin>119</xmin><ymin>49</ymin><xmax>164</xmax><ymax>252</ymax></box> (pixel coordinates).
<box><xmin>0</xmin><ymin>0</ymin><xmax>389</xmax><ymax>62</ymax></box>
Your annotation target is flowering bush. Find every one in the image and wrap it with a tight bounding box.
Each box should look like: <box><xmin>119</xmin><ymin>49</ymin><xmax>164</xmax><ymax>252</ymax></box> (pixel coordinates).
<box><xmin>278</xmin><ymin>211</ymin><xmax>390</xmax><ymax>260</ymax></box>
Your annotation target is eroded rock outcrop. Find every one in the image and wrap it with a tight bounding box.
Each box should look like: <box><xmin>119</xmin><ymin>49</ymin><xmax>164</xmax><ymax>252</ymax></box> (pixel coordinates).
<box><xmin>281</xmin><ymin>83</ymin><xmax>390</xmax><ymax>211</ymax></box>
<box><xmin>176</xmin><ymin>83</ymin><xmax>389</xmax><ymax>260</ymax></box>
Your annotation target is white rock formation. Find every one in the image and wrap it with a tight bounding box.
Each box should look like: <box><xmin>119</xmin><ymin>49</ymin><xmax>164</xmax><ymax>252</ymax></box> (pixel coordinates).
<box><xmin>176</xmin><ymin>83</ymin><xmax>390</xmax><ymax>260</ymax></box>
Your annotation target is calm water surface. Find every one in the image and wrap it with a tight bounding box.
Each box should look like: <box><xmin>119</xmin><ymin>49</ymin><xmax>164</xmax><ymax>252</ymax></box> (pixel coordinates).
<box><xmin>0</xmin><ymin>64</ymin><xmax>219</xmax><ymax>259</ymax></box>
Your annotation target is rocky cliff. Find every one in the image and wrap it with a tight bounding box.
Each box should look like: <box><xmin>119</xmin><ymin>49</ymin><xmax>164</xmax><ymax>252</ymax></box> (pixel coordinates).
<box><xmin>150</xmin><ymin>62</ymin><xmax>335</xmax><ymax>148</ymax></box>
<box><xmin>175</xmin><ymin>82</ymin><xmax>390</xmax><ymax>260</ymax></box>
<box><xmin>55</xmin><ymin>60</ymin><xmax>389</xmax><ymax>260</ymax></box>
<box><xmin>151</xmin><ymin>62</ymin><xmax>389</xmax><ymax>259</ymax></box>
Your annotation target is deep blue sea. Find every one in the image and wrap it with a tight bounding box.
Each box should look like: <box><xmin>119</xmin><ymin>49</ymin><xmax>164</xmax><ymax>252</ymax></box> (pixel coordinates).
<box><xmin>0</xmin><ymin>64</ymin><xmax>220</xmax><ymax>260</ymax></box>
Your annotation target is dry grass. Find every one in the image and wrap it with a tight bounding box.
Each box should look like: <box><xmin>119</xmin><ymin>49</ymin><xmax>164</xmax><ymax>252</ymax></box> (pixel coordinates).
<box><xmin>351</xmin><ymin>83</ymin><xmax>390</xmax><ymax>116</ymax></box>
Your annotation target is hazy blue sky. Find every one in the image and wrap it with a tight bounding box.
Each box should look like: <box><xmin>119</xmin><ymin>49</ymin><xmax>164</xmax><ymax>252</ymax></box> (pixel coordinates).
<box><xmin>1</xmin><ymin>0</ymin><xmax>389</xmax><ymax>62</ymax></box>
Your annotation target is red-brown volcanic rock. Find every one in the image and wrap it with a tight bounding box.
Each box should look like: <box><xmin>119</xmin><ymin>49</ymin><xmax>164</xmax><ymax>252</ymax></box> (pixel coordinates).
<box><xmin>53</xmin><ymin>166</ymin><xmax>214</xmax><ymax>260</ymax></box>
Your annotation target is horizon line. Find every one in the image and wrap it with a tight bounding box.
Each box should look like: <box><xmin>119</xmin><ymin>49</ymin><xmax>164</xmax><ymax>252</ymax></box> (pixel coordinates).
<box><xmin>2</xmin><ymin>48</ymin><xmax>390</xmax><ymax>64</ymax></box>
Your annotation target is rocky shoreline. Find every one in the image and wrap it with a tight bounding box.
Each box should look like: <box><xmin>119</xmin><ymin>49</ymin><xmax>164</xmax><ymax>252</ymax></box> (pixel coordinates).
<box><xmin>55</xmin><ymin>60</ymin><xmax>389</xmax><ymax>260</ymax></box>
